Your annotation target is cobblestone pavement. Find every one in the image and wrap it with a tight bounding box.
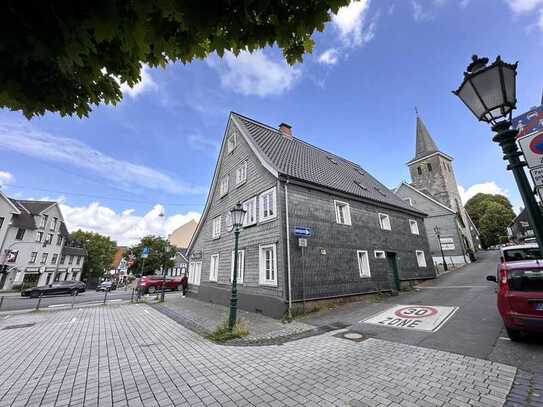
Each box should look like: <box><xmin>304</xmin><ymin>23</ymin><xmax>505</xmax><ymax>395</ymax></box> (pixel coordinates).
<box><xmin>0</xmin><ymin>305</ymin><xmax>516</xmax><ymax>407</ymax></box>
<box><xmin>504</xmin><ymin>370</ymin><xmax>543</xmax><ymax>407</ymax></box>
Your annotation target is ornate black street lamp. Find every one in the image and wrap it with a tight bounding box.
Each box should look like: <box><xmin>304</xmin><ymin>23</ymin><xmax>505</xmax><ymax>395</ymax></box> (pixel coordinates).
<box><xmin>453</xmin><ymin>55</ymin><xmax>543</xmax><ymax>251</ymax></box>
<box><xmin>433</xmin><ymin>226</ymin><xmax>448</xmax><ymax>272</ymax></box>
<box><xmin>228</xmin><ymin>202</ymin><xmax>246</xmax><ymax>332</ymax></box>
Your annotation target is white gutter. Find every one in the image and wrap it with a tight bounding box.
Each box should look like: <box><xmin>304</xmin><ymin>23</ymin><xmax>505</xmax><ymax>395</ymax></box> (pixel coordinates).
<box><xmin>284</xmin><ymin>180</ymin><xmax>292</xmax><ymax>318</ymax></box>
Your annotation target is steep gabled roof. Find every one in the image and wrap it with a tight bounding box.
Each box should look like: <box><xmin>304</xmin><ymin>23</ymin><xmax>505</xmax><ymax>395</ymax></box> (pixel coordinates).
<box><xmin>395</xmin><ymin>182</ymin><xmax>456</xmax><ymax>214</ymax></box>
<box><xmin>233</xmin><ymin>113</ymin><xmax>418</xmax><ymax>213</ymax></box>
<box><xmin>413</xmin><ymin>116</ymin><xmax>438</xmax><ymax>160</ymax></box>
<box><xmin>13</xmin><ymin>200</ymin><xmax>56</xmax><ymax>215</ymax></box>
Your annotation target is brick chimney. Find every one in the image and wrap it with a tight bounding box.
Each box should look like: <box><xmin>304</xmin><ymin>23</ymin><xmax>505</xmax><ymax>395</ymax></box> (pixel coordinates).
<box><xmin>279</xmin><ymin>122</ymin><xmax>292</xmax><ymax>138</ymax></box>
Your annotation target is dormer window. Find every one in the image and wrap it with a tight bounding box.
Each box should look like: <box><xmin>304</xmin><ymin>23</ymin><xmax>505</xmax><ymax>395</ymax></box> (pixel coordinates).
<box><xmin>327</xmin><ymin>156</ymin><xmax>338</xmax><ymax>165</ymax></box>
<box><xmin>227</xmin><ymin>130</ymin><xmax>237</xmax><ymax>153</ymax></box>
<box><xmin>354</xmin><ymin>181</ymin><xmax>368</xmax><ymax>191</ymax></box>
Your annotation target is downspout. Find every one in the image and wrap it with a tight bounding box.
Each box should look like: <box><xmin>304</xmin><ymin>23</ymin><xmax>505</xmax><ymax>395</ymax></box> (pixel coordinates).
<box><xmin>284</xmin><ymin>180</ymin><xmax>292</xmax><ymax>318</ymax></box>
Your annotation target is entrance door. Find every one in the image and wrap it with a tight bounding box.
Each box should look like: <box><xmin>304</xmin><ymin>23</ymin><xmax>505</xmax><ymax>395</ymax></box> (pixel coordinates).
<box><xmin>386</xmin><ymin>252</ymin><xmax>400</xmax><ymax>291</ymax></box>
<box><xmin>188</xmin><ymin>262</ymin><xmax>202</xmax><ymax>286</ymax></box>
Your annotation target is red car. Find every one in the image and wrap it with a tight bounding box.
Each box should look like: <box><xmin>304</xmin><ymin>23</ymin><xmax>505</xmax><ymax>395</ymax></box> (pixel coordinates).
<box><xmin>487</xmin><ymin>260</ymin><xmax>543</xmax><ymax>341</ymax></box>
<box><xmin>138</xmin><ymin>275</ymin><xmax>184</xmax><ymax>294</ymax></box>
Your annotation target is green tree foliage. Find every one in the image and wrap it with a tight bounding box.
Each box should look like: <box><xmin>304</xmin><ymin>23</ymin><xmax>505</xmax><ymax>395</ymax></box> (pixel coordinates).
<box><xmin>70</xmin><ymin>230</ymin><xmax>117</xmax><ymax>279</ymax></box>
<box><xmin>128</xmin><ymin>236</ymin><xmax>176</xmax><ymax>276</ymax></box>
<box><xmin>1</xmin><ymin>1</ymin><xmax>349</xmax><ymax>118</ymax></box>
<box><xmin>465</xmin><ymin>193</ymin><xmax>515</xmax><ymax>248</ymax></box>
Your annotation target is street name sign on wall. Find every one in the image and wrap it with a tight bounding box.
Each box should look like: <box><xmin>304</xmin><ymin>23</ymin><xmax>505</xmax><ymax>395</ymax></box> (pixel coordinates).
<box><xmin>439</xmin><ymin>237</ymin><xmax>455</xmax><ymax>251</ymax></box>
<box><xmin>363</xmin><ymin>304</ymin><xmax>459</xmax><ymax>332</ymax></box>
<box><xmin>519</xmin><ymin>131</ymin><xmax>543</xmax><ymax>169</ymax></box>
<box><xmin>513</xmin><ymin>104</ymin><xmax>543</xmax><ymax>139</ymax></box>
<box><xmin>531</xmin><ymin>167</ymin><xmax>543</xmax><ymax>188</ymax></box>
<box><xmin>294</xmin><ymin>226</ymin><xmax>312</xmax><ymax>237</ymax></box>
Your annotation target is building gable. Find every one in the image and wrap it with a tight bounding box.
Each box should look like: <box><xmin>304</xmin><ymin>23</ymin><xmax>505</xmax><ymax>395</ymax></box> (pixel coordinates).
<box><xmin>395</xmin><ymin>183</ymin><xmax>455</xmax><ymax>217</ymax></box>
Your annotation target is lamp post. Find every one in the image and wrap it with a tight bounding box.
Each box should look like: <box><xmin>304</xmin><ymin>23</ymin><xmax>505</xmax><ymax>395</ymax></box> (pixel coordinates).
<box><xmin>160</xmin><ymin>243</ymin><xmax>173</xmax><ymax>302</ymax></box>
<box><xmin>228</xmin><ymin>202</ymin><xmax>246</xmax><ymax>332</ymax></box>
<box><xmin>433</xmin><ymin>226</ymin><xmax>448</xmax><ymax>272</ymax></box>
<box><xmin>453</xmin><ymin>55</ymin><xmax>543</xmax><ymax>251</ymax></box>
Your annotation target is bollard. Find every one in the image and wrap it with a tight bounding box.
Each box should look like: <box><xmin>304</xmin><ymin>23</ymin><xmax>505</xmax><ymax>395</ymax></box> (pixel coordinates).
<box><xmin>103</xmin><ymin>289</ymin><xmax>108</xmax><ymax>305</ymax></box>
<box><xmin>130</xmin><ymin>288</ymin><xmax>134</xmax><ymax>303</ymax></box>
<box><xmin>35</xmin><ymin>295</ymin><xmax>42</xmax><ymax>311</ymax></box>
<box><xmin>0</xmin><ymin>296</ymin><xmax>3</xmax><ymax>310</ymax></box>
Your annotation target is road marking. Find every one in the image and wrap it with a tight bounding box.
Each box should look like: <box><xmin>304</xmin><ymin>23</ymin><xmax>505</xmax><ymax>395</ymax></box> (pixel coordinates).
<box><xmin>109</xmin><ymin>299</ymin><xmax>123</xmax><ymax>302</ymax></box>
<box><xmin>363</xmin><ymin>305</ymin><xmax>459</xmax><ymax>332</ymax></box>
<box><xmin>499</xmin><ymin>337</ymin><xmax>511</xmax><ymax>341</ymax></box>
<box><xmin>416</xmin><ymin>285</ymin><xmax>491</xmax><ymax>289</ymax></box>
<box><xmin>48</xmin><ymin>304</ymin><xmax>69</xmax><ymax>308</ymax></box>
<box><xmin>144</xmin><ymin>310</ymin><xmax>150</xmax><ymax>314</ymax></box>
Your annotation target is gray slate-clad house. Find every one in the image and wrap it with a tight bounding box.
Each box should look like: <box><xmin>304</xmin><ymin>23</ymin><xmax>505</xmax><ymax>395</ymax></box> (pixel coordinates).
<box><xmin>188</xmin><ymin>113</ymin><xmax>435</xmax><ymax>318</ymax></box>
<box><xmin>395</xmin><ymin>115</ymin><xmax>481</xmax><ymax>269</ymax></box>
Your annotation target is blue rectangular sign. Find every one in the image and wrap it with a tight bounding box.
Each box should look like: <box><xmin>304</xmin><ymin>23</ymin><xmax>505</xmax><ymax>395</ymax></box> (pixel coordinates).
<box><xmin>294</xmin><ymin>227</ymin><xmax>312</xmax><ymax>237</ymax></box>
<box><xmin>142</xmin><ymin>247</ymin><xmax>150</xmax><ymax>258</ymax></box>
<box><xmin>513</xmin><ymin>105</ymin><xmax>543</xmax><ymax>139</ymax></box>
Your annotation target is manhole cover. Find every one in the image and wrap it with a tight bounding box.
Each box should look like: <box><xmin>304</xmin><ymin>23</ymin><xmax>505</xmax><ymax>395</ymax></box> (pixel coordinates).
<box><xmin>344</xmin><ymin>332</ymin><xmax>363</xmax><ymax>340</ymax></box>
<box><xmin>2</xmin><ymin>323</ymin><xmax>35</xmax><ymax>330</ymax></box>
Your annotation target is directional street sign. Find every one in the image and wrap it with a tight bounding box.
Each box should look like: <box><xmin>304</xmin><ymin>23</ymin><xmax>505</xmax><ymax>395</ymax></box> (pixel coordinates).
<box><xmin>141</xmin><ymin>246</ymin><xmax>150</xmax><ymax>258</ymax></box>
<box><xmin>519</xmin><ymin>131</ymin><xmax>543</xmax><ymax>169</ymax></box>
<box><xmin>294</xmin><ymin>226</ymin><xmax>312</xmax><ymax>237</ymax></box>
<box><xmin>513</xmin><ymin>104</ymin><xmax>543</xmax><ymax>139</ymax></box>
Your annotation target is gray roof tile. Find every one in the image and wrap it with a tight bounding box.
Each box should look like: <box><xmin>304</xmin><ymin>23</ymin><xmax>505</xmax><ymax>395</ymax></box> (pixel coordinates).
<box><xmin>234</xmin><ymin>113</ymin><xmax>421</xmax><ymax>213</ymax></box>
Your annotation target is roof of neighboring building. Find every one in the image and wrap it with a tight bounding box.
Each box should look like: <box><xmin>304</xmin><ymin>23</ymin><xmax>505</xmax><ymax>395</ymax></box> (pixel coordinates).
<box><xmin>12</xmin><ymin>200</ymin><xmax>55</xmax><ymax>214</ymax></box>
<box><xmin>395</xmin><ymin>182</ymin><xmax>457</xmax><ymax>215</ymax></box>
<box><xmin>111</xmin><ymin>246</ymin><xmax>127</xmax><ymax>269</ymax></box>
<box><xmin>168</xmin><ymin>219</ymin><xmax>198</xmax><ymax>249</ymax></box>
<box><xmin>234</xmin><ymin>113</ymin><xmax>421</xmax><ymax>214</ymax></box>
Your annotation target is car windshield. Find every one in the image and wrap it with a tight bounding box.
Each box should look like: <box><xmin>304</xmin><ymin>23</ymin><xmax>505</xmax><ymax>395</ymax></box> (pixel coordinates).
<box><xmin>508</xmin><ymin>269</ymin><xmax>543</xmax><ymax>291</ymax></box>
<box><xmin>503</xmin><ymin>248</ymin><xmax>542</xmax><ymax>262</ymax></box>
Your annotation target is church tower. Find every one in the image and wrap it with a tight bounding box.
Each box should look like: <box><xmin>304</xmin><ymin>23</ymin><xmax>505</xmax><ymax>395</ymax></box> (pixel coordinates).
<box><xmin>407</xmin><ymin>115</ymin><xmax>464</xmax><ymax>214</ymax></box>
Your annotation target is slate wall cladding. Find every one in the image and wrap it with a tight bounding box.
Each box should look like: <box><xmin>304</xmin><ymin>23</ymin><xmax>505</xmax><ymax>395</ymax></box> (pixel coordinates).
<box><xmin>190</xmin><ymin>121</ymin><xmax>285</xmax><ymax>301</ymax></box>
<box><xmin>286</xmin><ymin>183</ymin><xmax>435</xmax><ymax>301</ymax></box>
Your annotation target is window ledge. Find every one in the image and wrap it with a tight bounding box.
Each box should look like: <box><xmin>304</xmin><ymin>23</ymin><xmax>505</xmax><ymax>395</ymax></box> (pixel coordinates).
<box><xmin>211</xmin><ymin>236</ymin><xmax>221</xmax><ymax>240</ymax></box>
<box><xmin>259</xmin><ymin>282</ymin><xmax>278</xmax><ymax>287</ymax></box>
<box><xmin>259</xmin><ymin>217</ymin><xmax>277</xmax><ymax>225</ymax></box>
<box><xmin>235</xmin><ymin>181</ymin><xmax>247</xmax><ymax>189</ymax></box>
<box><xmin>243</xmin><ymin>222</ymin><xmax>257</xmax><ymax>229</ymax></box>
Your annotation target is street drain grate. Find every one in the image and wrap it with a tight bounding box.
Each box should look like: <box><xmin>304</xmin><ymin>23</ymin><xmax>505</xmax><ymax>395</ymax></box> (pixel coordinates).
<box><xmin>2</xmin><ymin>323</ymin><xmax>35</xmax><ymax>330</ymax></box>
<box><xmin>334</xmin><ymin>331</ymin><xmax>368</xmax><ymax>342</ymax></box>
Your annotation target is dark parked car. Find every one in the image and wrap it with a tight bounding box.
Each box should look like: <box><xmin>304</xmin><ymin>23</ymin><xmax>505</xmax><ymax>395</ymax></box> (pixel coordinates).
<box><xmin>21</xmin><ymin>280</ymin><xmax>87</xmax><ymax>298</ymax></box>
<box><xmin>96</xmin><ymin>281</ymin><xmax>117</xmax><ymax>292</ymax></box>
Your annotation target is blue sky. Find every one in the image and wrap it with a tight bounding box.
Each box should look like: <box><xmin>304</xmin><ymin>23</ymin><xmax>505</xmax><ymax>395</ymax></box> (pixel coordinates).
<box><xmin>1</xmin><ymin>0</ymin><xmax>542</xmax><ymax>244</ymax></box>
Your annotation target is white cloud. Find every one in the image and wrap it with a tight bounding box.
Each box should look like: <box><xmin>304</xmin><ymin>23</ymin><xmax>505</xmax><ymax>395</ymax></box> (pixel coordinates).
<box><xmin>505</xmin><ymin>0</ymin><xmax>543</xmax><ymax>13</ymax></box>
<box><xmin>0</xmin><ymin>171</ymin><xmax>14</xmax><ymax>187</ymax></box>
<box><xmin>411</xmin><ymin>0</ymin><xmax>434</xmax><ymax>22</ymax></box>
<box><xmin>0</xmin><ymin>119</ymin><xmax>205</xmax><ymax>195</ymax></box>
<box><xmin>458</xmin><ymin>182</ymin><xmax>509</xmax><ymax>203</ymax></box>
<box><xmin>60</xmin><ymin>201</ymin><xmax>200</xmax><ymax>246</ymax></box>
<box><xmin>208</xmin><ymin>50</ymin><xmax>301</xmax><ymax>97</ymax></box>
<box><xmin>187</xmin><ymin>133</ymin><xmax>219</xmax><ymax>154</ymax></box>
<box><xmin>119</xmin><ymin>65</ymin><xmax>158</xmax><ymax>98</ymax></box>
<box><xmin>332</xmin><ymin>0</ymin><xmax>374</xmax><ymax>47</ymax></box>
<box><xmin>318</xmin><ymin>49</ymin><xmax>340</xmax><ymax>65</ymax></box>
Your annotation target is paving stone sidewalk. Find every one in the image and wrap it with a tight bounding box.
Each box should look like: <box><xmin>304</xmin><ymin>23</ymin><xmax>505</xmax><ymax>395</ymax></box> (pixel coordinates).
<box><xmin>0</xmin><ymin>304</ymin><xmax>516</xmax><ymax>406</ymax></box>
<box><xmin>151</xmin><ymin>295</ymin><xmax>315</xmax><ymax>344</ymax></box>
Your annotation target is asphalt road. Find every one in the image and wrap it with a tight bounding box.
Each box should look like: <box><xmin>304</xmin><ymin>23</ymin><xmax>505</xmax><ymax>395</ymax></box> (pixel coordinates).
<box><xmin>305</xmin><ymin>250</ymin><xmax>543</xmax><ymax>375</ymax></box>
<box><xmin>0</xmin><ymin>288</ymin><xmax>182</xmax><ymax>312</ymax></box>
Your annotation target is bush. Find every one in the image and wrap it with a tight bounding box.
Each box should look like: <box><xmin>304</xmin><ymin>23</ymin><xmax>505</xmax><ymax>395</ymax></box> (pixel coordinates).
<box><xmin>207</xmin><ymin>318</ymin><xmax>249</xmax><ymax>342</ymax></box>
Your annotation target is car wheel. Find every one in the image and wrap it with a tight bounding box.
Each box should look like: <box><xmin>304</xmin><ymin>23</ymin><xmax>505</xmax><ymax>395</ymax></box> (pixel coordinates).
<box><xmin>71</xmin><ymin>289</ymin><xmax>79</xmax><ymax>296</ymax></box>
<box><xmin>506</xmin><ymin>327</ymin><xmax>523</xmax><ymax>342</ymax></box>
<box><xmin>147</xmin><ymin>286</ymin><xmax>156</xmax><ymax>294</ymax></box>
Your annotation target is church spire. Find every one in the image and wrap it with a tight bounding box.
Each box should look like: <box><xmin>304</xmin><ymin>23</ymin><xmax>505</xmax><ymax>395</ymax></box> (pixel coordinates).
<box><xmin>413</xmin><ymin>114</ymin><xmax>439</xmax><ymax>161</ymax></box>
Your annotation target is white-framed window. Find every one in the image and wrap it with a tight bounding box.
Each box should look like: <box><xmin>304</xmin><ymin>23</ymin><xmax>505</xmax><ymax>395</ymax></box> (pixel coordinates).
<box><xmin>409</xmin><ymin>219</ymin><xmax>419</xmax><ymax>235</ymax></box>
<box><xmin>259</xmin><ymin>244</ymin><xmax>277</xmax><ymax>286</ymax></box>
<box><xmin>41</xmin><ymin>253</ymin><xmax>48</xmax><ymax>264</ymax></box>
<box><xmin>212</xmin><ymin>216</ymin><xmax>221</xmax><ymax>239</ymax></box>
<box><xmin>416</xmin><ymin>250</ymin><xmax>427</xmax><ymax>268</ymax></box>
<box><xmin>235</xmin><ymin>161</ymin><xmax>247</xmax><ymax>186</ymax></box>
<box><xmin>220</xmin><ymin>175</ymin><xmax>229</xmax><ymax>197</ymax></box>
<box><xmin>259</xmin><ymin>187</ymin><xmax>277</xmax><ymax>222</ymax></box>
<box><xmin>35</xmin><ymin>231</ymin><xmax>43</xmax><ymax>242</ymax></box>
<box><xmin>225</xmin><ymin>212</ymin><xmax>233</xmax><ymax>232</ymax></box>
<box><xmin>357</xmin><ymin>250</ymin><xmax>371</xmax><ymax>278</ymax></box>
<box><xmin>243</xmin><ymin>197</ymin><xmax>257</xmax><ymax>226</ymax></box>
<box><xmin>403</xmin><ymin>197</ymin><xmax>413</xmax><ymax>206</ymax></box>
<box><xmin>374</xmin><ymin>250</ymin><xmax>386</xmax><ymax>259</ymax></box>
<box><xmin>209</xmin><ymin>254</ymin><xmax>219</xmax><ymax>282</ymax></box>
<box><xmin>230</xmin><ymin>250</ymin><xmax>245</xmax><ymax>284</ymax></box>
<box><xmin>29</xmin><ymin>252</ymin><xmax>38</xmax><ymax>264</ymax></box>
<box><xmin>40</xmin><ymin>215</ymin><xmax>48</xmax><ymax>228</ymax></box>
<box><xmin>334</xmin><ymin>200</ymin><xmax>352</xmax><ymax>225</ymax></box>
<box><xmin>51</xmin><ymin>217</ymin><xmax>58</xmax><ymax>231</ymax></box>
<box><xmin>378</xmin><ymin>213</ymin><xmax>391</xmax><ymax>230</ymax></box>
<box><xmin>227</xmin><ymin>130</ymin><xmax>237</xmax><ymax>153</ymax></box>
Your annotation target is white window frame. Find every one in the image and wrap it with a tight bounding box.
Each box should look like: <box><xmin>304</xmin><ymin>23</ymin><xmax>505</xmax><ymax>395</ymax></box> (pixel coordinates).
<box><xmin>212</xmin><ymin>216</ymin><xmax>221</xmax><ymax>239</ymax></box>
<box><xmin>209</xmin><ymin>254</ymin><xmax>219</xmax><ymax>282</ymax></box>
<box><xmin>259</xmin><ymin>187</ymin><xmax>277</xmax><ymax>222</ymax></box>
<box><xmin>243</xmin><ymin>197</ymin><xmax>257</xmax><ymax>227</ymax></box>
<box><xmin>416</xmin><ymin>250</ymin><xmax>427</xmax><ymax>268</ymax></box>
<box><xmin>230</xmin><ymin>250</ymin><xmax>245</xmax><ymax>284</ymax></box>
<box><xmin>378</xmin><ymin>213</ymin><xmax>391</xmax><ymax>231</ymax></box>
<box><xmin>334</xmin><ymin>200</ymin><xmax>352</xmax><ymax>225</ymax></box>
<box><xmin>357</xmin><ymin>250</ymin><xmax>371</xmax><ymax>278</ymax></box>
<box><xmin>403</xmin><ymin>197</ymin><xmax>413</xmax><ymax>206</ymax></box>
<box><xmin>409</xmin><ymin>219</ymin><xmax>420</xmax><ymax>235</ymax></box>
<box><xmin>235</xmin><ymin>161</ymin><xmax>247</xmax><ymax>186</ymax></box>
<box><xmin>35</xmin><ymin>231</ymin><xmax>43</xmax><ymax>242</ymax></box>
<box><xmin>259</xmin><ymin>244</ymin><xmax>277</xmax><ymax>286</ymax></box>
<box><xmin>220</xmin><ymin>175</ymin><xmax>229</xmax><ymax>197</ymax></box>
<box><xmin>227</xmin><ymin>131</ymin><xmax>237</xmax><ymax>153</ymax></box>
<box><xmin>374</xmin><ymin>250</ymin><xmax>386</xmax><ymax>259</ymax></box>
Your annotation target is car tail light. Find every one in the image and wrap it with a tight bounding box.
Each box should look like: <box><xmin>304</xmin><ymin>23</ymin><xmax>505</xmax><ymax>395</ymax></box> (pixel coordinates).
<box><xmin>499</xmin><ymin>264</ymin><xmax>508</xmax><ymax>289</ymax></box>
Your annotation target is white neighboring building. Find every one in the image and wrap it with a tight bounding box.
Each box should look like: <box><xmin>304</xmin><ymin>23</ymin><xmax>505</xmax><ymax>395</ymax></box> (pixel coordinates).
<box><xmin>0</xmin><ymin>191</ymin><xmax>86</xmax><ymax>289</ymax></box>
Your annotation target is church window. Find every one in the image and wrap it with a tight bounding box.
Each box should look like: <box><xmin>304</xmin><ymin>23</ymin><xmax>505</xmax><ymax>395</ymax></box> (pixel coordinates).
<box><xmin>417</xmin><ymin>167</ymin><xmax>422</xmax><ymax>175</ymax></box>
<box><xmin>427</xmin><ymin>163</ymin><xmax>432</xmax><ymax>172</ymax></box>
